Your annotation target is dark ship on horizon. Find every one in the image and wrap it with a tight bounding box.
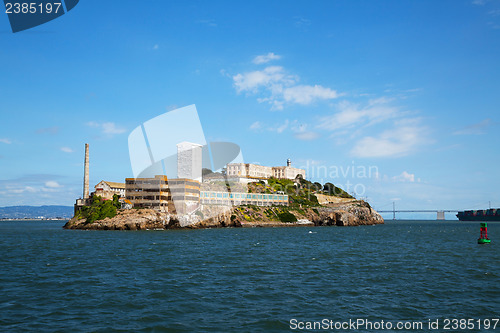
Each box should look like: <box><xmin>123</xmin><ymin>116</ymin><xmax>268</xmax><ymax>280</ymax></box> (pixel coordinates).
<box><xmin>457</xmin><ymin>208</ymin><xmax>500</xmax><ymax>221</ymax></box>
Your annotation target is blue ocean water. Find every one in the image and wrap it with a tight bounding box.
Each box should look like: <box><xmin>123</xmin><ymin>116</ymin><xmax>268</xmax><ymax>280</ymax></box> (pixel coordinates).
<box><xmin>0</xmin><ymin>220</ymin><xmax>499</xmax><ymax>332</ymax></box>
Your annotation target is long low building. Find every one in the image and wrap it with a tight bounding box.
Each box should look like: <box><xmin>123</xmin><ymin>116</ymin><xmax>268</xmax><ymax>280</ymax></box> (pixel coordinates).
<box><xmin>200</xmin><ymin>191</ymin><xmax>288</xmax><ymax>206</ymax></box>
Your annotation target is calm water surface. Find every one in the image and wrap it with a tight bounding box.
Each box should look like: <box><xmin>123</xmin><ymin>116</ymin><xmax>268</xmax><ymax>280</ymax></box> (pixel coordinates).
<box><xmin>0</xmin><ymin>220</ymin><xmax>499</xmax><ymax>332</ymax></box>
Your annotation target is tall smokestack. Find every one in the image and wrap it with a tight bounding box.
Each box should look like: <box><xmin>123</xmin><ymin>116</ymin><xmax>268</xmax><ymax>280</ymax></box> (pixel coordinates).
<box><xmin>83</xmin><ymin>143</ymin><xmax>89</xmax><ymax>199</ymax></box>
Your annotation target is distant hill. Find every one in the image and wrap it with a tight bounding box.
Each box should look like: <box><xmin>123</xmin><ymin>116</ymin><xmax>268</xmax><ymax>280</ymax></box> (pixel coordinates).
<box><xmin>0</xmin><ymin>206</ymin><xmax>73</xmax><ymax>219</ymax></box>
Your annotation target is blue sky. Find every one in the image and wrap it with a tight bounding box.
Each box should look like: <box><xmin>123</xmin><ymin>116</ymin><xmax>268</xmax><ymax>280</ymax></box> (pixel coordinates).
<box><xmin>1</xmin><ymin>0</ymin><xmax>499</xmax><ymax>219</ymax></box>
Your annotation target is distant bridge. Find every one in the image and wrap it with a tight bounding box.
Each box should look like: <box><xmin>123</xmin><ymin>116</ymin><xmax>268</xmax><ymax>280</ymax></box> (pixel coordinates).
<box><xmin>376</xmin><ymin>209</ymin><xmax>460</xmax><ymax>220</ymax></box>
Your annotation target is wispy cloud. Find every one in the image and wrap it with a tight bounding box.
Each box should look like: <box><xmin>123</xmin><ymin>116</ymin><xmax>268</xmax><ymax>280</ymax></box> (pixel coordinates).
<box><xmin>153</xmin><ymin>44</ymin><xmax>159</xmax><ymax>50</ymax></box>
<box><xmin>249</xmin><ymin>121</ymin><xmax>263</xmax><ymax>131</ymax></box>
<box><xmin>283</xmin><ymin>85</ymin><xmax>339</xmax><ymax>105</ymax></box>
<box><xmin>350</xmin><ymin>119</ymin><xmax>429</xmax><ymax>158</ymax></box>
<box><xmin>0</xmin><ymin>138</ymin><xmax>12</xmax><ymax>144</ymax></box>
<box><xmin>275</xmin><ymin>119</ymin><xmax>289</xmax><ymax>133</ymax></box>
<box><xmin>453</xmin><ymin>118</ymin><xmax>491</xmax><ymax>135</ymax></box>
<box><xmin>252</xmin><ymin>52</ymin><xmax>281</xmax><ymax>64</ymax></box>
<box><xmin>36</xmin><ymin>127</ymin><xmax>59</xmax><ymax>135</ymax></box>
<box><xmin>249</xmin><ymin>119</ymin><xmax>319</xmax><ymax>140</ymax></box>
<box><xmin>392</xmin><ymin>171</ymin><xmax>416</xmax><ymax>183</ymax></box>
<box><xmin>294</xmin><ymin>17</ymin><xmax>311</xmax><ymax>28</ymax></box>
<box><xmin>87</xmin><ymin>121</ymin><xmax>126</xmax><ymax>136</ymax></box>
<box><xmin>489</xmin><ymin>9</ymin><xmax>500</xmax><ymax>16</ymax></box>
<box><xmin>292</xmin><ymin>123</ymin><xmax>319</xmax><ymax>141</ymax></box>
<box><xmin>0</xmin><ymin>174</ymin><xmax>70</xmax><ymax>205</ymax></box>
<box><xmin>60</xmin><ymin>147</ymin><xmax>74</xmax><ymax>153</ymax></box>
<box><xmin>45</xmin><ymin>181</ymin><xmax>62</xmax><ymax>188</ymax></box>
<box><xmin>317</xmin><ymin>98</ymin><xmax>400</xmax><ymax>132</ymax></box>
<box><xmin>472</xmin><ymin>0</ymin><xmax>488</xmax><ymax>5</ymax></box>
<box><xmin>232</xmin><ymin>65</ymin><xmax>340</xmax><ymax>110</ymax></box>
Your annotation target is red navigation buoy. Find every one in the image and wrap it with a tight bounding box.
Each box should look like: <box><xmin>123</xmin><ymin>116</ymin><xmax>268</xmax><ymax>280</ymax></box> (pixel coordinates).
<box><xmin>478</xmin><ymin>222</ymin><xmax>491</xmax><ymax>244</ymax></box>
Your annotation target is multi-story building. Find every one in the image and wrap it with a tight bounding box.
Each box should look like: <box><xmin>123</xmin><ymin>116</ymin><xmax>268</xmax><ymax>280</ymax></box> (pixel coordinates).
<box><xmin>94</xmin><ymin>181</ymin><xmax>126</xmax><ymax>200</ymax></box>
<box><xmin>125</xmin><ymin>175</ymin><xmax>201</xmax><ymax>214</ymax></box>
<box><xmin>125</xmin><ymin>175</ymin><xmax>173</xmax><ymax>212</ymax></box>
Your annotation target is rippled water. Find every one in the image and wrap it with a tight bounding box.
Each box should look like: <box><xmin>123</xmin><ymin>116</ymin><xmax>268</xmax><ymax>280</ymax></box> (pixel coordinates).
<box><xmin>0</xmin><ymin>220</ymin><xmax>499</xmax><ymax>332</ymax></box>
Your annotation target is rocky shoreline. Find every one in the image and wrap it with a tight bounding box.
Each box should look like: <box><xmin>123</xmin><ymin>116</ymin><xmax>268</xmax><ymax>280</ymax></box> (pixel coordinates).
<box><xmin>63</xmin><ymin>200</ymin><xmax>383</xmax><ymax>230</ymax></box>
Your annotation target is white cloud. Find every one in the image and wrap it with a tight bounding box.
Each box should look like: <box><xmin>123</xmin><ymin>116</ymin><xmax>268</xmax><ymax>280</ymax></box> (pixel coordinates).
<box><xmin>318</xmin><ymin>98</ymin><xmax>399</xmax><ymax>131</ymax></box>
<box><xmin>87</xmin><ymin>121</ymin><xmax>126</xmax><ymax>136</ymax></box>
<box><xmin>60</xmin><ymin>147</ymin><xmax>74</xmax><ymax>153</ymax></box>
<box><xmin>233</xmin><ymin>66</ymin><xmax>295</xmax><ymax>93</ymax></box>
<box><xmin>45</xmin><ymin>181</ymin><xmax>62</xmax><ymax>188</ymax></box>
<box><xmin>0</xmin><ymin>138</ymin><xmax>12</xmax><ymax>144</ymax></box>
<box><xmin>392</xmin><ymin>171</ymin><xmax>415</xmax><ymax>182</ymax></box>
<box><xmin>102</xmin><ymin>122</ymin><xmax>126</xmax><ymax>134</ymax></box>
<box><xmin>232</xmin><ymin>66</ymin><xmax>339</xmax><ymax>110</ymax></box>
<box><xmin>453</xmin><ymin>119</ymin><xmax>491</xmax><ymax>135</ymax></box>
<box><xmin>276</xmin><ymin>119</ymin><xmax>289</xmax><ymax>133</ymax></box>
<box><xmin>472</xmin><ymin>0</ymin><xmax>487</xmax><ymax>5</ymax></box>
<box><xmin>283</xmin><ymin>85</ymin><xmax>339</xmax><ymax>105</ymax></box>
<box><xmin>249</xmin><ymin>121</ymin><xmax>263</xmax><ymax>130</ymax></box>
<box><xmin>252</xmin><ymin>52</ymin><xmax>281</xmax><ymax>64</ymax></box>
<box><xmin>351</xmin><ymin>119</ymin><xmax>429</xmax><ymax>158</ymax></box>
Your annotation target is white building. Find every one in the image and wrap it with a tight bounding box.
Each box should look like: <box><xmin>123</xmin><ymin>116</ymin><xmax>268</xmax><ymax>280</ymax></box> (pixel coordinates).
<box><xmin>226</xmin><ymin>163</ymin><xmax>273</xmax><ymax>179</ymax></box>
<box><xmin>177</xmin><ymin>141</ymin><xmax>203</xmax><ymax>182</ymax></box>
<box><xmin>94</xmin><ymin>181</ymin><xmax>126</xmax><ymax>200</ymax></box>
<box><xmin>226</xmin><ymin>160</ymin><xmax>306</xmax><ymax>182</ymax></box>
<box><xmin>272</xmin><ymin>166</ymin><xmax>306</xmax><ymax>180</ymax></box>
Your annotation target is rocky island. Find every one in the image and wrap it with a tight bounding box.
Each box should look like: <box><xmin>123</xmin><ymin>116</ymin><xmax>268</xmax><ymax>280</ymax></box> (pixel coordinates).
<box><xmin>64</xmin><ymin>179</ymin><xmax>383</xmax><ymax>230</ymax></box>
<box><xmin>66</xmin><ymin>145</ymin><xmax>383</xmax><ymax>231</ymax></box>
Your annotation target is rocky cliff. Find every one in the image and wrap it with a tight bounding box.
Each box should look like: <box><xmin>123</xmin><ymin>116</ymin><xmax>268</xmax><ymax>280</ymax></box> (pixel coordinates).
<box><xmin>63</xmin><ymin>200</ymin><xmax>383</xmax><ymax>230</ymax></box>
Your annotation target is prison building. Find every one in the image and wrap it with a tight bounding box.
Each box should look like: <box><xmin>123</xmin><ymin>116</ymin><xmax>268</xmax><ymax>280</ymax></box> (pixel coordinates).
<box><xmin>226</xmin><ymin>161</ymin><xmax>306</xmax><ymax>181</ymax></box>
<box><xmin>226</xmin><ymin>163</ymin><xmax>273</xmax><ymax>179</ymax></box>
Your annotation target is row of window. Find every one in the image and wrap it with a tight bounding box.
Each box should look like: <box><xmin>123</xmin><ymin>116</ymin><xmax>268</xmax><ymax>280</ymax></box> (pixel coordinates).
<box><xmin>126</xmin><ymin>195</ymin><xmax>170</xmax><ymax>200</ymax></box>
<box><xmin>200</xmin><ymin>192</ymin><xmax>287</xmax><ymax>201</ymax></box>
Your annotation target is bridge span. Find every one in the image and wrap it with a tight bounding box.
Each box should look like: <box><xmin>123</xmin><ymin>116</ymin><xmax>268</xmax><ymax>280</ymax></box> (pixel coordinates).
<box><xmin>376</xmin><ymin>209</ymin><xmax>459</xmax><ymax>220</ymax></box>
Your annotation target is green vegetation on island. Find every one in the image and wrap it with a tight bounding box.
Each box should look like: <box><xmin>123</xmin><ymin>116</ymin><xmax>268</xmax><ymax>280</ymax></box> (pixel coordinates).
<box><xmin>248</xmin><ymin>175</ymin><xmax>354</xmax><ymax>208</ymax></box>
<box><xmin>74</xmin><ymin>194</ymin><xmax>121</xmax><ymax>224</ymax></box>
